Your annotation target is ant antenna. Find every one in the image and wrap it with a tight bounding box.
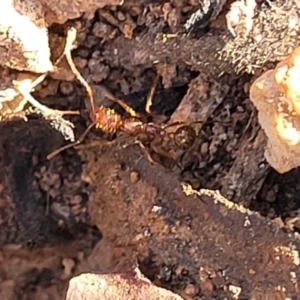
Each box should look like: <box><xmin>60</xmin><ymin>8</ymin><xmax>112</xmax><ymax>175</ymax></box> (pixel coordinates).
<box><xmin>47</xmin><ymin>27</ymin><xmax>98</xmax><ymax>160</ymax></box>
<box><xmin>163</xmin><ymin>120</ymin><xmax>203</xmax><ymax>130</ymax></box>
<box><xmin>64</xmin><ymin>27</ymin><xmax>96</xmax><ymax>118</ymax></box>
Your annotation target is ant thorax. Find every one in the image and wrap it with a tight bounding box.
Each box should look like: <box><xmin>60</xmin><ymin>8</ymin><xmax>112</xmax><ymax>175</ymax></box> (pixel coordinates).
<box><xmin>145</xmin><ymin>122</ymin><xmax>166</xmax><ymax>137</ymax></box>
<box><xmin>95</xmin><ymin>106</ymin><xmax>122</xmax><ymax>134</ymax></box>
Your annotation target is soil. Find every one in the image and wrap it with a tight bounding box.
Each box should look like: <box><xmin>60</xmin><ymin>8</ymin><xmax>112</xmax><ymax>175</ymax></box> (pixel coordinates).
<box><xmin>0</xmin><ymin>1</ymin><xmax>300</xmax><ymax>300</ymax></box>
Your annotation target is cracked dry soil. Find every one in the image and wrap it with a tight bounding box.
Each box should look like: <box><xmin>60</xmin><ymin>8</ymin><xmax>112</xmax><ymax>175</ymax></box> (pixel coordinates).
<box><xmin>0</xmin><ymin>1</ymin><xmax>300</xmax><ymax>299</ymax></box>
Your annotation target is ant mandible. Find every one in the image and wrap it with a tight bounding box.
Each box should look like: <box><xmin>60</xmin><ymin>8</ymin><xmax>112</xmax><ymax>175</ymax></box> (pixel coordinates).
<box><xmin>47</xmin><ymin>28</ymin><xmax>199</xmax><ymax>161</ymax></box>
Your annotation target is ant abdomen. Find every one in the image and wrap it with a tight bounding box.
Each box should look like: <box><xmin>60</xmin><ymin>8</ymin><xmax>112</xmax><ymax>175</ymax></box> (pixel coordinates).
<box><xmin>173</xmin><ymin>125</ymin><xmax>197</xmax><ymax>150</ymax></box>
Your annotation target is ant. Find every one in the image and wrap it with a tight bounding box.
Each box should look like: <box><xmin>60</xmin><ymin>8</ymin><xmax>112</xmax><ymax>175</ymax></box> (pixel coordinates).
<box><xmin>47</xmin><ymin>28</ymin><xmax>200</xmax><ymax>162</ymax></box>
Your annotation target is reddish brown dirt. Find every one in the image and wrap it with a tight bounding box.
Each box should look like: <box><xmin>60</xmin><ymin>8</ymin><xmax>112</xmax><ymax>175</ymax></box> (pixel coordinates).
<box><xmin>0</xmin><ymin>1</ymin><xmax>300</xmax><ymax>300</ymax></box>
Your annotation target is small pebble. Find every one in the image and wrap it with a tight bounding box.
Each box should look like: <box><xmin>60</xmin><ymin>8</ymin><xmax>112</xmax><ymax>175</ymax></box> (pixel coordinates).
<box><xmin>3</xmin><ymin>244</ymin><xmax>22</xmax><ymax>251</ymax></box>
<box><xmin>0</xmin><ymin>251</ymin><xmax>4</xmax><ymax>263</ymax></box>
<box><xmin>61</xmin><ymin>258</ymin><xmax>75</xmax><ymax>279</ymax></box>
<box><xmin>38</xmin><ymin>79</ymin><xmax>59</xmax><ymax>97</ymax></box>
<box><xmin>200</xmin><ymin>278</ymin><xmax>214</xmax><ymax>293</ymax></box>
<box><xmin>77</xmin><ymin>251</ymin><xmax>85</xmax><ymax>261</ymax></box>
<box><xmin>69</xmin><ymin>195</ymin><xmax>82</xmax><ymax>205</ymax></box>
<box><xmin>0</xmin><ymin>198</ymin><xmax>7</xmax><ymax>207</ymax></box>
<box><xmin>265</xmin><ymin>189</ymin><xmax>276</xmax><ymax>203</ymax></box>
<box><xmin>76</xmin><ymin>48</ymin><xmax>89</xmax><ymax>58</ymax></box>
<box><xmin>184</xmin><ymin>284</ymin><xmax>197</xmax><ymax>296</ymax></box>
<box><xmin>72</xmin><ymin>204</ymin><xmax>83</xmax><ymax>215</ymax></box>
<box><xmin>58</xmin><ymin>219</ymin><xmax>64</xmax><ymax>227</ymax></box>
<box><xmin>0</xmin><ymin>184</ymin><xmax>4</xmax><ymax>194</ymax></box>
<box><xmin>40</xmin><ymin>166</ymin><xmax>47</xmax><ymax>174</ymax></box>
<box><xmin>200</xmin><ymin>142</ymin><xmax>209</xmax><ymax>155</ymax></box>
<box><xmin>248</xmin><ymin>268</ymin><xmax>256</xmax><ymax>275</ymax></box>
<box><xmin>244</xmin><ymin>81</ymin><xmax>251</xmax><ymax>93</ymax></box>
<box><xmin>59</xmin><ymin>81</ymin><xmax>74</xmax><ymax>96</ymax></box>
<box><xmin>175</xmin><ymin>265</ymin><xmax>184</xmax><ymax>276</ymax></box>
<box><xmin>74</xmin><ymin>57</ymin><xmax>87</xmax><ymax>69</ymax></box>
<box><xmin>92</xmin><ymin>50</ymin><xmax>101</xmax><ymax>59</ymax></box>
<box><xmin>236</xmin><ymin>105</ymin><xmax>245</xmax><ymax>112</ymax></box>
<box><xmin>116</xmin><ymin>11</ymin><xmax>126</xmax><ymax>21</ymax></box>
<box><xmin>130</xmin><ymin>171</ymin><xmax>140</xmax><ymax>183</ymax></box>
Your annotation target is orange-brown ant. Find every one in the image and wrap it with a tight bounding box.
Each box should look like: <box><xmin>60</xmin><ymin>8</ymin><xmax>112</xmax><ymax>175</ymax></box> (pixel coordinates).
<box><xmin>47</xmin><ymin>28</ymin><xmax>200</xmax><ymax>162</ymax></box>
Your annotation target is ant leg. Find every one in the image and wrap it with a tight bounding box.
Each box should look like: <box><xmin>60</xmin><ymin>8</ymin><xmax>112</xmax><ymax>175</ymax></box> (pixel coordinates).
<box><xmin>64</xmin><ymin>30</ymin><xmax>142</xmax><ymax>121</ymax></box>
<box><xmin>75</xmin><ymin>134</ymin><xmax>133</xmax><ymax>150</ymax></box>
<box><xmin>101</xmin><ymin>74</ymin><xmax>160</xmax><ymax>119</ymax></box>
<box><xmin>46</xmin><ymin>122</ymin><xmax>96</xmax><ymax>160</ymax></box>
<box><xmin>64</xmin><ymin>28</ymin><xmax>97</xmax><ymax>118</ymax></box>
<box><xmin>163</xmin><ymin>120</ymin><xmax>203</xmax><ymax>130</ymax></box>
<box><xmin>106</xmin><ymin>94</ymin><xmax>143</xmax><ymax>119</ymax></box>
<box><xmin>135</xmin><ymin>140</ymin><xmax>158</xmax><ymax>165</ymax></box>
<box><xmin>135</xmin><ymin>136</ymin><xmax>181</xmax><ymax>170</ymax></box>
<box><xmin>145</xmin><ymin>74</ymin><xmax>160</xmax><ymax>115</ymax></box>
<box><xmin>74</xmin><ymin>139</ymin><xmax>116</xmax><ymax>150</ymax></box>
<box><xmin>149</xmin><ymin>138</ymin><xmax>181</xmax><ymax>169</ymax></box>
<box><xmin>111</xmin><ymin>73</ymin><xmax>159</xmax><ymax>119</ymax></box>
<box><xmin>75</xmin><ymin>135</ymin><xmax>119</xmax><ymax>149</ymax></box>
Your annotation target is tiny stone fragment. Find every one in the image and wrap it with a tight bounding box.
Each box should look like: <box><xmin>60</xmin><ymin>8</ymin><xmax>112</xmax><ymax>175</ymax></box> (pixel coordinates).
<box><xmin>65</xmin><ymin>270</ymin><xmax>184</xmax><ymax>300</ymax></box>
<box><xmin>130</xmin><ymin>171</ymin><xmax>140</xmax><ymax>183</ymax></box>
<box><xmin>250</xmin><ymin>46</ymin><xmax>300</xmax><ymax>173</ymax></box>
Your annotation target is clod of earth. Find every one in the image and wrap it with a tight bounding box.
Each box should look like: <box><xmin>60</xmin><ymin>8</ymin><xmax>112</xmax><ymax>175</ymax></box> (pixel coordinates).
<box><xmin>250</xmin><ymin>46</ymin><xmax>300</xmax><ymax>173</ymax></box>
<box><xmin>102</xmin><ymin>0</ymin><xmax>300</xmax><ymax>77</ymax></box>
<box><xmin>82</xmin><ymin>144</ymin><xmax>300</xmax><ymax>299</ymax></box>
